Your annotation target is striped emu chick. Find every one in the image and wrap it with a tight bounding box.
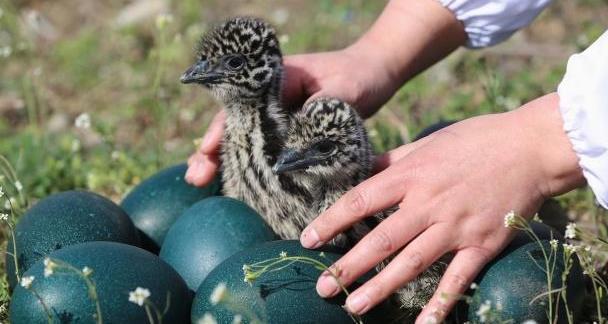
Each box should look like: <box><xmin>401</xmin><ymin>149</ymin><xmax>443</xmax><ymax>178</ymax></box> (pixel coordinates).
<box><xmin>180</xmin><ymin>16</ymin><xmax>444</xmax><ymax>317</ymax></box>
<box><xmin>181</xmin><ymin>17</ymin><xmax>342</xmax><ymax>240</ymax></box>
<box><xmin>274</xmin><ymin>98</ymin><xmax>446</xmax><ymax>317</ymax></box>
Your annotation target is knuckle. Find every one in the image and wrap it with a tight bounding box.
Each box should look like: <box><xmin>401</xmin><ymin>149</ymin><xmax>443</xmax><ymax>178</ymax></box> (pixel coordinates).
<box><xmin>368</xmin><ymin>229</ymin><xmax>394</xmax><ymax>253</ymax></box>
<box><xmin>404</xmin><ymin>250</ymin><xmax>425</xmax><ymax>272</ymax></box>
<box><xmin>343</xmin><ymin>187</ymin><xmax>368</xmax><ymax>216</ymax></box>
<box><xmin>443</xmin><ymin>272</ymin><xmax>468</xmax><ymax>291</ymax></box>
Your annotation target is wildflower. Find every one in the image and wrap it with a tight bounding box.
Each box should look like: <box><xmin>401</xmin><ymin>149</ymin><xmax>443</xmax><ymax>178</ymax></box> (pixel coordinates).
<box><xmin>44</xmin><ymin>258</ymin><xmax>56</xmax><ymax>277</ymax></box>
<box><xmin>209</xmin><ymin>282</ymin><xmax>227</xmax><ymax>305</ymax></box>
<box><xmin>470</xmin><ymin>282</ymin><xmax>478</xmax><ymax>290</ymax></box>
<box><xmin>565</xmin><ymin>223</ymin><xmax>577</xmax><ymax>239</ymax></box>
<box><xmin>82</xmin><ymin>266</ymin><xmax>93</xmax><ymax>276</ymax></box>
<box><xmin>585</xmin><ymin>245</ymin><xmax>592</xmax><ymax>252</ymax></box>
<box><xmin>0</xmin><ymin>213</ymin><xmax>8</xmax><ymax>221</ymax></box>
<box><xmin>476</xmin><ymin>300</ymin><xmax>492</xmax><ymax>323</ymax></box>
<box><xmin>197</xmin><ymin>313</ymin><xmax>218</xmax><ymax>324</ymax></box>
<box><xmin>128</xmin><ymin>287</ymin><xmax>151</xmax><ymax>306</ymax></box>
<box><xmin>319</xmin><ymin>252</ymin><xmax>325</xmax><ymax>258</ymax></box>
<box><xmin>279</xmin><ymin>251</ymin><xmax>287</xmax><ymax>258</ymax></box>
<box><xmin>74</xmin><ymin>113</ymin><xmax>91</xmax><ymax>129</ymax></box>
<box><xmin>0</xmin><ymin>186</ymin><xmax>4</xmax><ymax>198</ymax></box>
<box><xmin>20</xmin><ymin>276</ymin><xmax>35</xmax><ymax>289</ymax></box>
<box><xmin>549</xmin><ymin>239</ymin><xmax>558</xmax><ymax>249</ymax></box>
<box><xmin>155</xmin><ymin>13</ymin><xmax>174</xmax><ymax>30</ymax></box>
<box><xmin>503</xmin><ymin>211</ymin><xmax>516</xmax><ymax>228</ymax></box>
<box><xmin>563</xmin><ymin>243</ymin><xmax>579</xmax><ymax>254</ymax></box>
<box><xmin>522</xmin><ymin>320</ymin><xmax>538</xmax><ymax>324</ymax></box>
<box><xmin>72</xmin><ymin>139</ymin><xmax>80</xmax><ymax>153</ymax></box>
<box><xmin>232</xmin><ymin>314</ymin><xmax>242</xmax><ymax>324</ymax></box>
<box><xmin>15</xmin><ymin>181</ymin><xmax>23</xmax><ymax>192</ymax></box>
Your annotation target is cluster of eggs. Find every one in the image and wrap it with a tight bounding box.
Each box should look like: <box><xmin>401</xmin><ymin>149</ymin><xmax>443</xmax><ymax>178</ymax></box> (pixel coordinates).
<box><xmin>7</xmin><ymin>122</ymin><xmax>586</xmax><ymax>323</ymax></box>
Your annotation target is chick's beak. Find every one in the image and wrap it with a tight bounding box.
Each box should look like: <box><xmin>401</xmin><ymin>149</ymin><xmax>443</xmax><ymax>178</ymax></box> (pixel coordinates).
<box><xmin>273</xmin><ymin>149</ymin><xmax>318</xmax><ymax>174</ymax></box>
<box><xmin>180</xmin><ymin>60</ymin><xmax>220</xmax><ymax>84</ymax></box>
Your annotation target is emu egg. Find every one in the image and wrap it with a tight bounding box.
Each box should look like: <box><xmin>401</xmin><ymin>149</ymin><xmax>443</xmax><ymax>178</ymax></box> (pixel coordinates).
<box><xmin>467</xmin><ymin>222</ymin><xmax>585</xmax><ymax>323</ymax></box>
<box><xmin>6</xmin><ymin>190</ymin><xmax>139</xmax><ymax>289</ymax></box>
<box><xmin>159</xmin><ymin>196</ymin><xmax>276</xmax><ymax>291</ymax></box>
<box><xmin>121</xmin><ymin>163</ymin><xmax>222</xmax><ymax>253</ymax></box>
<box><xmin>192</xmin><ymin>240</ymin><xmax>390</xmax><ymax>324</ymax></box>
<box><xmin>10</xmin><ymin>242</ymin><xmax>192</xmax><ymax>324</ymax></box>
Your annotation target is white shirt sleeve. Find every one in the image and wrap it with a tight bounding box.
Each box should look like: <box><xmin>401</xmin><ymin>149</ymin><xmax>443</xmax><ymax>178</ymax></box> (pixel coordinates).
<box><xmin>438</xmin><ymin>0</ymin><xmax>552</xmax><ymax>48</ymax></box>
<box><xmin>558</xmin><ymin>30</ymin><xmax>608</xmax><ymax>209</ymax></box>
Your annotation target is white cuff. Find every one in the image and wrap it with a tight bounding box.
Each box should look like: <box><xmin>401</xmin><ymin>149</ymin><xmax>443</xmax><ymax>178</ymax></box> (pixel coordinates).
<box><xmin>439</xmin><ymin>0</ymin><xmax>552</xmax><ymax>48</ymax></box>
<box><xmin>558</xmin><ymin>30</ymin><xmax>608</xmax><ymax>209</ymax></box>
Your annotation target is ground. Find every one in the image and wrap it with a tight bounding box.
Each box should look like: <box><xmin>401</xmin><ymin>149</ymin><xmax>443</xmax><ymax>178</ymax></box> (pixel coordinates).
<box><xmin>0</xmin><ymin>0</ymin><xmax>607</xmax><ymax>322</ymax></box>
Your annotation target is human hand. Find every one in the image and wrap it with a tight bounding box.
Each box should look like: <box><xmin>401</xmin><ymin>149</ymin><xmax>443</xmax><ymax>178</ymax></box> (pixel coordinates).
<box><xmin>185</xmin><ymin>48</ymin><xmax>396</xmax><ymax>186</ymax></box>
<box><xmin>299</xmin><ymin>93</ymin><xmax>585</xmax><ymax>323</ymax></box>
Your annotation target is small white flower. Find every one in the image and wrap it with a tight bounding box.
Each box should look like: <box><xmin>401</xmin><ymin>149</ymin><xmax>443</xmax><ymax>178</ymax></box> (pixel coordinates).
<box><xmin>15</xmin><ymin>181</ymin><xmax>23</xmax><ymax>192</ymax></box>
<box><xmin>197</xmin><ymin>313</ymin><xmax>218</xmax><ymax>324</ymax></box>
<box><xmin>585</xmin><ymin>245</ymin><xmax>592</xmax><ymax>252</ymax></box>
<box><xmin>476</xmin><ymin>300</ymin><xmax>492</xmax><ymax>323</ymax></box>
<box><xmin>43</xmin><ymin>258</ymin><xmax>56</xmax><ymax>277</ymax></box>
<box><xmin>82</xmin><ymin>266</ymin><xmax>93</xmax><ymax>276</ymax></box>
<box><xmin>128</xmin><ymin>287</ymin><xmax>151</xmax><ymax>306</ymax></box>
<box><xmin>470</xmin><ymin>282</ymin><xmax>478</xmax><ymax>290</ymax></box>
<box><xmin>209</xmin><ymin>282</ymin><xmax>227</xmax><ymax>305</ymax></box>
<box><xmin>279</xmin><ymin>251</ymin><xmax>287</xmax><ymax>258</ymax></box>
<box><xmin>503</xmin><ymin>210</ymin><xmax>516</xmax><ymax>228</ymax></box>
<box><xmin>74</xmin><ymin>113</ymin><xmax>91</xmax><ymax>129</ymax></box>
<box><xmin>0</xmin><ymin>213</ymin><xmax>8</xmax><ymax>221</ymax></box>
<box><xmin>20</xmin><ymin>276</ymin><xmax>35</xmax><ymax>289</ymax></box>
<box><xmin>232</xmin><ymin>314</ymin><xmax>242</xmax><ymax>324</ymax></box>
<box><xmin>549</xmin><ymin>239</ymin><xmax>559</xmax><ymax>249</ymax></box>
<box><xmin>0</xmin><ymin>186</ymin><xmax>4</xmax><ymax>198</ymax></box>
<box><xmin>4</xmin><ymin>199</ymin><xmax>10</xmax><ymax>210</ymax></box>
<box><xmin>563</xmin><ymin>243</ymin><xmax>579</xmax><ymax>254</ymax></box>
<box><xmin>565</xmin><ymin>222</ymin><xmax>577</xmax><ymax>239</ymax></box>
<box><xmin>522</xmin><ymin>320</ymin><xmax>538</xmax><ymax>324</ymax></box>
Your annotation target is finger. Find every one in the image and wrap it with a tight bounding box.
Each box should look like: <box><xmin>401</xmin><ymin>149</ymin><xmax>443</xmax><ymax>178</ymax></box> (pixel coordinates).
<box><xmin>373</xmin><ymin>137</ymin><xmax>431</xmax><ymax>173</ymax></box>
<box><xmin>300</xmin><ymin>167</ymin><xmax>411</xmax><ymax>249</ymax></box>
<box><xmin>200</xmin><ymin>110</ymin><xmax>226</xmax><ymax>154</ymax></box>
<box><xmin>344</xmin><ymin>225</ymin><xmax>453</xmax><ymax>315</ymax></box>
<box><xmin>282</xmin><ymin>55</ymin><xmax>317</xmax><ymax>110</ymax></box>
<box><xmin>185</xmin><ymin>153</ymin><xmax>220</xmax><ymax>187</ymax></box>
<box><xmin>415</xmin><ymin>248</ymin><xmax>491</xmax><ymax>324</ymax></box>
<box><xmin>315</xmin><ymin>208</ymin><xmax>428</xmax><ymax>298</ymax></box>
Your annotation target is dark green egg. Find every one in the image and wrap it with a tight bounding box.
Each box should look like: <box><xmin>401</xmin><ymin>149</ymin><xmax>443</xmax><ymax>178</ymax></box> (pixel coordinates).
<box><xmin>121</xmin><ymin>163</ymin><xmax>222</xmax><ymax>253</ymax></box>
<box><xmin>414</xmin><ymin>120</ymin><xmax>458</xmax><ymax>141</ymax></box>
<box><xmin>10</xmin><ymin>241</ymin><xmax>192</xmax><ymax>324</ymax></box>
<box><xmin>159</xmin><ymin>196</ymin><xmax>276</xmax><ymax>291</ymax></box>
<box><xmin>192</xmin><ymin>240</ymin><xmax>391</xmax><ymax>324</ymax></box>
<box><xmin>6</xmin><ymin>190</ymin><xmax>139</xmax><ymax>289</ymax></box>
<box><xmin>467</xmin><ymin>222</ymin><xmax>585</xmax><ymax>323</ymax></box>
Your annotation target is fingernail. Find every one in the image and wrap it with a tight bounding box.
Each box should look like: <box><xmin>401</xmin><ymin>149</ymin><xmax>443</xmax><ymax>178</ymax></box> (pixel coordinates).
<box><xmin>300</xmin><ymin>227</ymin><xmax>321</xmax><ymax>249</ymax></box>
<box><xmin>316</xmin><ymin>272</ymin><xmax>340</xmax><ymax>297</ymax></box>
<box><xmin>346</xmin><ymin>292</ymin><xmax>370</xmax><ymax>314</ymax></box>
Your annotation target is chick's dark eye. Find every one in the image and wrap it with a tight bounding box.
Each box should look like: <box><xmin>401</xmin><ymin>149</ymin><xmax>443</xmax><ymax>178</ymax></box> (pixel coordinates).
<box><xmin>225</xmin><ymin>56</ymin><xmax>244</xmax><ymax>70</ymax></box>
<box><xmin>316</xmin><ymin>141</ymin><xmax>335</xmax><ymax>154</ymax></box>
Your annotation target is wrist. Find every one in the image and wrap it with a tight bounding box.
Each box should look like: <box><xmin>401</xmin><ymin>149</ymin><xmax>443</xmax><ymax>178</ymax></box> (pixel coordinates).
<box><xmin>511</xmin><ymin>93</ymin><xmax>586</xmax><ymax>198</ymax></box>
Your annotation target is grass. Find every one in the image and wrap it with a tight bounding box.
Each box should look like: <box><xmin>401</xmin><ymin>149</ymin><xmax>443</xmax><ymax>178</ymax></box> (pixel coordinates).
<box><xmin>1</xmin><ymin>0</ymin><xmax>607</xmax><ymax>322</ymax></box>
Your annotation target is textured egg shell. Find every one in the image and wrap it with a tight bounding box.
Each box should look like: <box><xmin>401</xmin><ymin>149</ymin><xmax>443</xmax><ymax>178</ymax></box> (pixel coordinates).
<box><xmin>6</xmin><ymin>190</ymin><xmax>139</xmax><ymax>289</ymax></box>
<box><xmin>121</xmin><ymin>163</ymin><xmax>222</xmax><ymax>253</ymax></box>
<box><xmin>10</xmin><ymin>241</ymin><xmax>192</xmax><ymax>324</ymax></box>
<box><xmin>467</xmin><ymin>222</ymin><xmax>585</xmax><ymax>323</ymax></box>
<box><xmin>192</xmin><ymin>240</ymin><xmax>392</xmax><ymax>324</ymax></box>
<box><xmin>159</xmin><ymin>196</ymin><xmax>276</xmax><ymax>291</ymax></box>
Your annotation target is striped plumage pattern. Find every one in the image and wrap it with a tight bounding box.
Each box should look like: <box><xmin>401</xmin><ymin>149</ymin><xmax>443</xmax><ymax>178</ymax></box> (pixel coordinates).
<box><xmin>184</xmin><ymin>16</ymin><xmax>446</xmax><ymax>321</ymax></box>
